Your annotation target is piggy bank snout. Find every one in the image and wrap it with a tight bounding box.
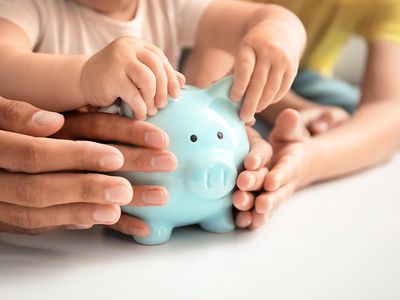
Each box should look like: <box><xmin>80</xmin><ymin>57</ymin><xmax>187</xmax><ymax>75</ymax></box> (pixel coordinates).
<box><xmin>187</xmin><ymin>160</ymin><xmax>237</xmax><ymax>199</ymax></box>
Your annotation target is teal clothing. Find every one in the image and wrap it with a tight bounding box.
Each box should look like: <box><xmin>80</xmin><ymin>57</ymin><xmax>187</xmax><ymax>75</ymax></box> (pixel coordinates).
<box><xmin>254</xmin><ymin>70</ymin><xmax>360</xmax><ymax>138</ymax></box>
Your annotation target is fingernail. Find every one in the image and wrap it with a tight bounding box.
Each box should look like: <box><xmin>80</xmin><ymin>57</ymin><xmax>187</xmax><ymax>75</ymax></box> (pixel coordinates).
<box><xmin>148</xmin><ymin>108</ymin><xmax>158</xmax><ymax>116</ymax></box>
<box><xmin>229</xmin><ymin>91</ymin><xmax>241</xmax><ymax>103</ymax></box>
<box><xmin>145</xmin><ymin>131</ymin><xmax>166</xmax><ymax>148</ymax></box>
<box><xmin>267</xmin><ymin>200</ymin><xmax>274</xmax><ymax>213</ymax></box>
<box><xmin>171</xmin><ymin>88</ymin><xmax>181</xmax><ymax>99</ymax></box>
<box><xmin>240</xmin><ymin>196</ymin><xmax>250</xmax><ymax>210</ymax></box>
<box><xmin>72</xmin><ymin>224</ymin><xmax>93</xmax><ymax>229</ymax></box>
<box><xmin>254</xmin><ymin>154</ymin><xmax>262</xmax><ymax>168</ymax></box>
<box><xmin>100</xmin><ymin>154</ymin><xmax>124</xmax><ymax>169</ymax></box>
<box><xmin>151</xmin><ymin>154</ymin><xmax>176</xmax><ymax>171</ymax></box>
<box><xmin>247</xmin><ymin>174</ymin><xmax>256</xmax><ymax>188</ymax></box>
<box><xmin>142</xmin><ymin>190</ymin><xmax>165</xmax><ymax>205</ymax></box>
<box><xmin>316</xmin><ymin>122</ymin><xmax>328</xmax><ymax>132</ymax></box>
<box><xmin>105</xmin><ymin>185</ymin><xmax>133</xmax><ymax>204</ymax></box>
<box><xmin>93</xmin><ymin>207</ymin><xmax>119</xmax><ymax>223</ymax></box>
<box><xmin>32</xmin><ymin>110</ymin><xmax>62</xmax><ymax>126</ymax></box>
<box><xmin>239</xmin><ymin>218</ymin><xmax>252</xmax><ymax>228</ymax></box>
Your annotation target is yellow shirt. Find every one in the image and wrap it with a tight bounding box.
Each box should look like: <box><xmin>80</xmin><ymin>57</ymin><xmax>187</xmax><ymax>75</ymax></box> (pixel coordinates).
<box><xmin>247</xmin><ymin>0</ymin><xmax>400</xmax><ymax>75</ymax></box>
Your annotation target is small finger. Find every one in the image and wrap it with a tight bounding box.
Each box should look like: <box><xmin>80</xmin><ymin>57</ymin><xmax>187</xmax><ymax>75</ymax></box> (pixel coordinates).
<box><xmin>249</xmin><ymin>210</ymin><xmax>267</xmax><ymax>229</ymax></box>
<box><xmin>128</xmin><ymin>185</ymin><xmax>168</xmax><ymax>206</ymax></box>
<box><xmin>255</xmin><ymin>193</ymin><xmax>275</xmax><ymax>214</ymax></box>
<box><xmin>256</xmin><ymin>66</ymin><xmax>284</xmax><ymax>112</ymax></box>
<box><xmin>126</xmin><ymin>59</ymin><xmax>157</xmax><ymax>116</ymax></box>
<box><xmin>236</xmin><ymin>168</ymin><xmax>268</xmax><ymax>191</ymax></box>
<box><xmin>269</xmin><ymin>109</ymin><xmax>308</xmax><ymax>144</ymax></box>
<box><xmin>273</xmin><ymin>71</ymin><xmax>296</xmax><ymax>104</ymax></box>
<box><xmin>176</xmin><ymin>71</ymin><xmax>186</xmax><ymax>87</ymax></box>
<box><xmin>143</xmin><ymin>44</ymin><xmax>182</xmax><ymax>101</ymax></box>
<box><xmin>258</xmin><ymin>183</ymin><xmax>295</xmax><ymax>214</ymax></box>
<box><xmin>232</xmin><ymin>190</ymin><xmax>255</xmax><ymax>211</ymax></box>
<box><xmin>119</xmin><ymin>77</ymin><xmax>148</xmax><ymax>120</ymax></box>
<box><xmin>235</xmin><ymin>210</ymin><xmax>252</xmax><ymax>228</ymax></box>
<box><xmin>108</xmin><ymin>214</ymin><xmax>149</xmax><ymax>237</ymax></box>
<box><xmin>264</xmin><ymin>155</ymin><xmax>299</xmax><ymax>192</ymax></box>
<box><xmin>309</xmin><ymin>120</ymin><xmax>329</xmax><ymax>135</ymax></box>
<box><xmin>244</xmin><ymin>127</ymin><xmax>273</xmax><ymax>170</ymax></box>
<box><xmin>230</xmin><ymin>46</ymin><xmax>256</xmax><ymax>102</ymax></box>
<box><xmin>144</xmin><ymin>42</ymin><xmax>181</xmax><ymax>92</ymax></box>
<box><xmin>137</xmin><ymin>49</ymin><xmax>168</xmax><ymax>111</ymax></box>
<box><xmin>240</xmin><ymin>61</ymin><xmax>270</xmax><ymax>122</ymax></box>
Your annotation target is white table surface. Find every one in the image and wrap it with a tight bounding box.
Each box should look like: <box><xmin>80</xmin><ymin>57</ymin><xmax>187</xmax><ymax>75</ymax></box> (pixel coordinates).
<box><xmin>1</xmin><ymin>154</ymin><xmax>399</xmax><ymax>300</ymax></box>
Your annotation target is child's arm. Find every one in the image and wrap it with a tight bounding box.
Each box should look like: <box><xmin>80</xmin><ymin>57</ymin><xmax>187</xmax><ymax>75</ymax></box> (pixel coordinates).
<box><xmin>194</xmin><ymin>0</ymin><xmax>306</xmax><ymax>122</ymax></box>
<box><xmin>0</xmin><ymin>18</ymin><xmax>184</xmax><ymax>118</ymax></box>
<box><xmin>0</xmin><ymin>18</ymin><xmax>86</xmax><ymax>112</ymax></box>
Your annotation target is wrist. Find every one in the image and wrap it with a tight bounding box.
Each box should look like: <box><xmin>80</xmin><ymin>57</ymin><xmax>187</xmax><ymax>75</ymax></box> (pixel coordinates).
<box><xmin>75</xmin><ymin>55</ymin><xmax>90</xmax><ymax>105</ymax></box>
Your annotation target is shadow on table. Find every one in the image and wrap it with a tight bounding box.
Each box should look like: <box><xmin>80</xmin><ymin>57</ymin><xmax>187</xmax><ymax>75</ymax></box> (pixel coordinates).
<box><xmin>0</xmin><ymin>224</ymin><xmax>255</xmax><ymax>281</ymax></box>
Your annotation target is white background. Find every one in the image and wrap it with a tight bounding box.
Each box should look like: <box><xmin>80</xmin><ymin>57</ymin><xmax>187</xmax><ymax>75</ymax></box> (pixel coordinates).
<box><xmin>1</xmin><ymin>154</ymin><xmax>399</xmax><ymax>300</ymax></box>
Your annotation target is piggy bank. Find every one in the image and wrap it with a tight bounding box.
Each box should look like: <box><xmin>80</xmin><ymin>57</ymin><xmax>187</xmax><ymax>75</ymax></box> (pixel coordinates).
<box><xmin>118</xmin><ymin>76</ymin><xmax>249</xmax><ymax>245</ymax></box>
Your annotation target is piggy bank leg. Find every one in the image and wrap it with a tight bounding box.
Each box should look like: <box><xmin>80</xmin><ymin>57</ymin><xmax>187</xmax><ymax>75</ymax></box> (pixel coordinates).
<box><xmin>133</xmin><ymin>222</ymin><xmax>173</xmax><ymax>245</ymax></box>
<box><xmin>199</xmin><ymin>208</ymin><xmax>235</xmax><ymax>233</ymax></box>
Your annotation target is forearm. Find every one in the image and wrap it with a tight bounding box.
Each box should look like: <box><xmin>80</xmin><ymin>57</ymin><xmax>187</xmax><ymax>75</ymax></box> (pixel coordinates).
<box><xmin>197</xmin><ymin>1</ymin><xmax>306</xmax><ymax>55</ymax></box>
<box><xmin>0</xmin><ymin>46</ymin><xmax>87</xmax><ymax>112</ymax></box>
<box><xmin>305</xmin><ymin>99</ymin><xmax>400</xmax><ymax>186</ymax></box>
<box><xmin>183</xmin><ymin>48</ymin><xmax>234</xmax><ymax>88</ymax></box>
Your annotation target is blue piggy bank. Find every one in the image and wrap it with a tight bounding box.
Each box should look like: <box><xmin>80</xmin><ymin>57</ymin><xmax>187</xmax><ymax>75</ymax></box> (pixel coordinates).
<box><xmin>119</xmin><ymin>76</ymin><xmax>249</xmax><ymax>245</ymax></box>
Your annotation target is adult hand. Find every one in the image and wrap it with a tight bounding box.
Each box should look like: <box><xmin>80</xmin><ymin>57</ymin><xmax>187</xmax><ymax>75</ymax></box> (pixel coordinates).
<box><xmin>234</xmin><ymin>109</ymin><xmax>313</xmax><ymax>229</ymax></box>
<box><xmin>56</xmin><ymin>111</ymin><xmax>177</xmax><ymax>237</ymax></box>
<box><xmin>0</xmin><ymin>96</ymin><xmax>134</xmax><ymax>235</ymax></box>
<box><xmin>233</xmin><ymin>126</ymin><xmax>273</xmax><ymax>228</ymax></box>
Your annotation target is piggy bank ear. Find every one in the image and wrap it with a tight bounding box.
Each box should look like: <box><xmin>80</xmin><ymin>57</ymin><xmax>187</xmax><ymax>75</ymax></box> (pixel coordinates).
<box><xmin>207</xmin><ymin>75</ymin><xmax>234</xmax><ymax>100</ymax></box>
<box><xmin>207</xmin><ymin>75</ymin><xmax>241</xmax><ymax>114</ymax></box>
<box><xmin>208</xmin><ymin>76</ymin><xmax>242</xmax><ymax>124</ymax></box>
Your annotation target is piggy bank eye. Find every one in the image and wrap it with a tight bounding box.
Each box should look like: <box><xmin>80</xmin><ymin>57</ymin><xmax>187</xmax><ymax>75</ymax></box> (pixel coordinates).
<box><xmin>217</xmin><ymin>131</ymin><xmax>224</xmax><ymax>139</ymax></box>
<box><xmin>190</xmin><ymin>134</ymin><xmax>198</xmax><ymax>142</ymax></box>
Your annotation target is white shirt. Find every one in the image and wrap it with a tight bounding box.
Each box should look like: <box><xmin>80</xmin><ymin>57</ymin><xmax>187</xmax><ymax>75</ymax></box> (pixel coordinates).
<box><xmin>0</xmin><ymin>0</ymin><xmax>211</xmax><ymax>68</ymax></box>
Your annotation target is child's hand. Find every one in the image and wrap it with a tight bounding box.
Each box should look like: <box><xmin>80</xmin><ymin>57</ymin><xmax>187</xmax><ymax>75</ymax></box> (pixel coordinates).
<box><xmin>234</xmin><ymin>109</ymin><xmax>312</xmax><ymax>229</ymax></box>
<box><xmin>80</xmin><ymin>37</ymin><xmax>185</xmax><ymax>120</ymax></box>
<box><xmin>230</xmin><ymin>22</ymin><xmax>302</xmax><ymax>123</ymax></box>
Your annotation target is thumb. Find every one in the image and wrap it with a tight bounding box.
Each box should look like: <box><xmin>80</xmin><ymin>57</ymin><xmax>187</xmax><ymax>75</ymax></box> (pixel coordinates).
<box><xmin>0</xmin><ymin>96</ymin><xmax>64</xmax><ymax>137</ymax></box>
<box><xmin>269</xmin><ymin>109</ymin><xmax>309</xmax><ymax>143</ymax></box>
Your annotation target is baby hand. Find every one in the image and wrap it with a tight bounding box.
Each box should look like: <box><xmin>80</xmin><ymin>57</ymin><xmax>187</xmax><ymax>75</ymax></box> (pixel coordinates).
<box><xmin>80</xmin><ymin>37</ymin><xmax>185</xmax><ymax>120</ymax></box>
<box><xmin>230</xmin><ymin>21</ymin><xmax>302</xmax><ymax>123</ymax></box>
